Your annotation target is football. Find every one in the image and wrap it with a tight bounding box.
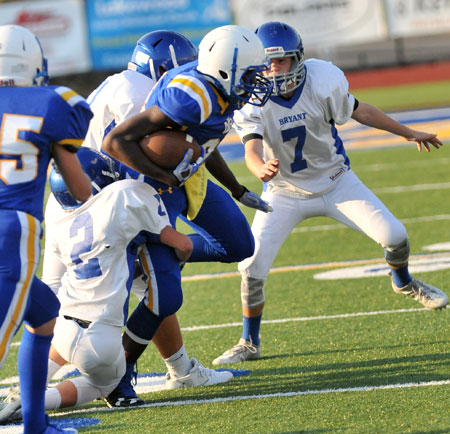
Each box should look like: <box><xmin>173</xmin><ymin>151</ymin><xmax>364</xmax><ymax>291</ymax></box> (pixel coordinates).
<box><xmin>139</xmin><ymin>130</ymin><xmax>202</xmax><ymax>170</ymax></box>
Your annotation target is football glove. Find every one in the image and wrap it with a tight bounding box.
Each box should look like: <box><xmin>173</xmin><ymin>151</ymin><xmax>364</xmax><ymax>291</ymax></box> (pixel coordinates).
<box><xmin>234</xmin><ymin>186</ymin><xmax>273</xmax><ymax>213</ymax></box>
<box><xmin>172</xmin><ymin>147</ymin><xmax>205</xmax><ymax>186</ymax></box>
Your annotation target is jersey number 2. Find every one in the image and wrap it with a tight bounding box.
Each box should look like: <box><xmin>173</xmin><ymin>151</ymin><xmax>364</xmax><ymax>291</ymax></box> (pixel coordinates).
<box><xmin>70</xmin><ymin>212</ymin><xmax>102</xmax><ymax>279</ymax></box>
<box><xmin>282</xmin><ymin>126</ymin><xmax>307</xmax><ymax>173</ymax></box>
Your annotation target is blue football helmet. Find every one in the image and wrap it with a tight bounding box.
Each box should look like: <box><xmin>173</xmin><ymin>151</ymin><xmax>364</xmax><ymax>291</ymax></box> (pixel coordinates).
<box><xmin>50</xmin><ymin>148</ymin><xmax>118</xmax><ymax>209</ymax></box>
<box><xmin>255</xmin><ymin>22</ymin><xmax>305</xmax><ymax>95</ymax></box>
<box><xmin>197</xmin><ymin>25</ymin><xmax>273</xmax><ymax>107</ymax></box>
<box><xmin>128</xmin><ymin>30</ymin><xmax>198</xmax><ymax>80</ymax></box>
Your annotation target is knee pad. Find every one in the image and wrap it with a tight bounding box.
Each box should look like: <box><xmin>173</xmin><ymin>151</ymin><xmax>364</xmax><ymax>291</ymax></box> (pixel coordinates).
<box><xmin>125</xmin><ymin>299</ymin><xmax>164</xmax><ymax>344</ymax></box>
<box><xmin>241</xmin><ymin>273</ymin><xmax>265</xmax><ymax>309</ymax></box>
<box><xmin>384</xmin><ymin>239</ymin><xmax>410</xmax><ymax>266</ymax></box>
<box><xmin>24</xmin><ymin>277</ymin><xmax>60</xmax><ymax>328</ymax></box>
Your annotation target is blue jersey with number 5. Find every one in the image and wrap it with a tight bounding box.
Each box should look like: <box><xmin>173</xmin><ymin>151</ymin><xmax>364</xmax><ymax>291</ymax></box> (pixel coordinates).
<box><xmin>0</xmin><ymin>86</ymin><xmax>92</xmax><ymax>221</ymax></box>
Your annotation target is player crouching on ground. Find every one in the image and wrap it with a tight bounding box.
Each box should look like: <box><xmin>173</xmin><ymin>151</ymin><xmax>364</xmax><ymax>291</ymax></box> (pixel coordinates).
<box><xmin>0</xmin><ymin>148</ymin><xmax>195</xmax><ymax>423</ymax></box>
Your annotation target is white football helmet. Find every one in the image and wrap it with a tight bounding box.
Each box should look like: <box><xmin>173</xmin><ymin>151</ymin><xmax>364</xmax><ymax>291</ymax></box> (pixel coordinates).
<box><xmin>197</xmin><ymin>25</ymin><xmax>273</xmax><ymax>106</ymax></box>
<box><xmin>0</xmin><ymin>24</ymin><xmax>48</xmax><ymax>86</ymax></box>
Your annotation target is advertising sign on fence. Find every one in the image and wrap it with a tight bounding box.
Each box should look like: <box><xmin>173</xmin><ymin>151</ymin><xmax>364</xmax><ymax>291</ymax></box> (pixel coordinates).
<box><xmin>86</xmin><ymin>0</ymin><xmax>231</xmax><ymax>70</ymax></box>
<box><xmin>0</xmin><ymin>0</ymin><xmax>90</xmax><ymax>76</ymax></box>
<box><xmin>230</xmin><ymin>0</ymin><xmax>387</xmax><ymax>48</ymax></box>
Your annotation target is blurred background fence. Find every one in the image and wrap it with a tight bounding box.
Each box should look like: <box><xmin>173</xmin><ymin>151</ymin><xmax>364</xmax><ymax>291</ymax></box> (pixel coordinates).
<box><xmin>1</xmin><ymin>0</ymin><xmax>449</xmax><ymax>96</ymax></box>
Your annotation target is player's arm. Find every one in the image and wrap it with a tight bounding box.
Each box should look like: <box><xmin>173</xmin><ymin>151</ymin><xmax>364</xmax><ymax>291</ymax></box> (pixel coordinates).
<box><xmin>244</xmin><ymin>136</ymin><xmax>279</xmax><ymax>182</ymax></box>
<box><xmin>102</xmin><ymin>106</ymin><xmax>181</xmax><ymax>185</ymax></box>
<box><xmin>159</xmin><ymin>226</ymin><xmax>193</xmax><ymax>263</ymax></box>
<box><xmin>352</xmin><ymin>101</ymin><xmax>443</xmax><ymax>152</ymax></box>
<box><xmin>206</xmin><ymin>149</ymin><xmax>272</xmax><ymax>213</ymax></box>
<box><xmin>52</xmin><ymin>145</ymin><xmax>91</xmax><ymax>202</ymax></box>
<box><xmin>205</xmin><ymin>149</ymin><xmax>247</xmax><ymax>198</ymax></box>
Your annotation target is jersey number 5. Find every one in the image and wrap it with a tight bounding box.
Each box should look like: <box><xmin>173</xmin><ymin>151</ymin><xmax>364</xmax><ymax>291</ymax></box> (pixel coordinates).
<box><xmin>282</xmin><ymin>126</ymin><xmax>307</xmax><ymax>173</ymax></box>
<box><xmin>70</xmin><ymin>212</ymin><xmax>103</xmax><ymax>279</ymax></box>
<box><xmin>0</xmin><ymin>114</ymin><xmax>42</xmax><ymax>184</ymax></box>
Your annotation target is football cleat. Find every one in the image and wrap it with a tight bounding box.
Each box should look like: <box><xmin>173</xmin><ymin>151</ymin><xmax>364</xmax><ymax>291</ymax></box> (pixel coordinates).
<box><xmin>0</xmin><ymin>388</ymin><xmax>22</xmax><ymax>424</ymax></box>
<box><xmin>392</xmin><ymin>277</ymin><xmax>449</xmax><ymax>309</ymax></box>
<box><xmin>165</xmin><ymin>357</ymin><xmax>233</xmax><ymax>389</ymax></box>
<box><xmin>212</xmin><ymin>338</ymin><xmax>261</xmax><ymax>365</ymax></box>
<box><xmin>102</xmin><ymin>365</ymin><xmax>144</xmax><ymax>408</ymax></box>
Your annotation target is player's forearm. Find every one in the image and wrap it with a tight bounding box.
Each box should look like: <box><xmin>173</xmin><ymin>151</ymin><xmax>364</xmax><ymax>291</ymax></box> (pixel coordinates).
<box><xmin>352</xmin><ymin>102</ymin><xmax>415</xmax><ymax>139</ymax></box>
<box><xmin>205</xmin><ymin>150</ymin><xmax>245</xmax><ymax>197</ymax></box>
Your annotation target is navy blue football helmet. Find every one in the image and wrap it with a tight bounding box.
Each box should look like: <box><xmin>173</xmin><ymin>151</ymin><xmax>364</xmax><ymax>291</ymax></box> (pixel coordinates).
<box><xmin>255</xmin><ymin>22</ymin><xmax>305</xmax><ymax>95</ymax></box>
<box><xmin>50</xmin><ymin>148</ymin><xmax>118</xmax><ymax>209</ymax></box>
<box><xmin>128</xmin><ymin>30</ymin><xmax>198</xmax><ymax>80</ymax></box>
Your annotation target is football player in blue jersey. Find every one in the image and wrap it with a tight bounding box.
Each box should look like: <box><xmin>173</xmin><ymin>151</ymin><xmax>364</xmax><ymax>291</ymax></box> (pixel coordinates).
<box><xmin>102</xmin><ymin>24</ymin><xmax>273</xmax><ymax>398</ymax></box>
<box><xmin>0</xmin><ymin>25</ymin><xmax>92</xmax><ymax>434</ymax></box>
<box><xmin>42</xmin><ymin>30</ymin><xmax>233</xmax><ymax>408</ymax></box>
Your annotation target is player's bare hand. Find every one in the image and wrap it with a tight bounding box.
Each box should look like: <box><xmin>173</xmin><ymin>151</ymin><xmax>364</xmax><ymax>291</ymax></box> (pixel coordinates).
<box><xmin>407</xmin><ymin>132</ymin><xmax>443</xmax><ymax>152</ymax></box>
<box><xmin>259</xmin><ymin>158</ymin><xmax>279</xmax><ymax>182</ymax></box>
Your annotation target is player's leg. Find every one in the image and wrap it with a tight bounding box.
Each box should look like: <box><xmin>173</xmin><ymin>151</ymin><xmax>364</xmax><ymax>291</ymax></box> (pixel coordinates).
<box><xmin>183</xmin><ymin>180</ymin><xmax>255</xmax><ymax>263</ymax></box>
<box><xmin>104</xmin><ymin>243</ymin><xmax>181</xmax><ymax>407</ymax></box>
<box><xmin>213</xmin><ymin>191</ymin><xmax>304</xmax><ymax>365</ymax></box>
<box><xmin>325</xmin><ymin>170</ymin><xmax>448</xmax><ymax>309</ymax></box>
<box><xmin>20</xmin><ymin>276</ymin><xmax>61</xmax><ymax>434</ymax></box>
<box><xmin>152</xmin><ymin>314</ymin><xmax>233</xmax><ymax>389</ymax></box>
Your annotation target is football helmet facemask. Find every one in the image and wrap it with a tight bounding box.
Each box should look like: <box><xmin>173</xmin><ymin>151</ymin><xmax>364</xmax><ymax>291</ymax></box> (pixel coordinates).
<box><xmin>255</xmin><ymin>22</ymin><xmax>305</xmax><ymax>96</ymax></box>
<box><xmin>50</xmin><ymin>148</ymin><xmax>118</xmax><ymax>210</ymax></box>
<box><xmin>197</xmin><ymin>25</ymin><xmax>273</xmax><ymax>107</ymax></box>
<box><xmin>0</xmin><ymin>24</ymin><xmax>48</xmax><ymax>87</ymax></box>
<box><xmin>128</xmin><ymin>30</ymin><xmax>198</xmax><ymax>81</ymax></box>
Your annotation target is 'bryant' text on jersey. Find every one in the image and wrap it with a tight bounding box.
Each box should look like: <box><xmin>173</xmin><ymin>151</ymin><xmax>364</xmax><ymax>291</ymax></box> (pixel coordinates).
<box><xmin>279</xmin><ymin>112</ymin><xmax>307</xmax><ymax>126</ymax></box>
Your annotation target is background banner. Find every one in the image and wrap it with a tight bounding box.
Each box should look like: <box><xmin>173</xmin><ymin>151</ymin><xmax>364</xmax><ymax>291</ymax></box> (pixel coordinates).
<box><xmin>0</xmin><ymin>0</ymin><xmax>90</xmax><ymax>76</ymax></box>
<box><xmin>229</xmin><ymin>0</ymin><xmax>387</xmax><ymax>48</ymax></box>
<box><xmin>86</xmin><ymin>0</ymin><xmax>232</xmax><ymax>70</ymax></box>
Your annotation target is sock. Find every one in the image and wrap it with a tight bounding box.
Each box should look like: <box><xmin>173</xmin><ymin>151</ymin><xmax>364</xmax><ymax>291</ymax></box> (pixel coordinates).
<box><xmin>18</xmin><ymin>329</ymin><xmax>52</xmax><ymax>434</ymax></box>
<box><xmin>47</xmin><ymin>358</ymin><xmax>63</xmax><ymax>385</ymax></box>
<box><xmin>242</xmin><ymin>314</ymin><xmax>262</xmax><ymax>346</ymax></box>
<box><xmin>44</xmin><ymin>387</ymin><xmax>62</xmax><ymax>410</ymax></box>
<box><xmin>164</xmin><ymin>344</ymin><xmax>192</xmax><ymax>378</ymax></box>
<box><xmin>390</xmin><ymin>264</ymin><xmax>412</xmax><ymax>287</ymax></box>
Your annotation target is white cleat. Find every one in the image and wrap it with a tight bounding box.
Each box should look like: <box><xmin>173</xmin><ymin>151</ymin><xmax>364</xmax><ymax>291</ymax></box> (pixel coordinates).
<box><xmin>212</xmin><ymin>338</ymin><xmax>261</xmax><ymax>366</ymax></box>
<box><xmin>392</xmin><ymin>277</ymin><xmax>449</xmax><ymax>309</ymax></box>
<box><xmin>165</xmin><ymin>357</ymin><xmax>234</xmax><ymax>389</ymax></box>
<box><xmin>0</xmin><ymin>388</ymin><xmax>22</xmax><ymax>425</ymax></box>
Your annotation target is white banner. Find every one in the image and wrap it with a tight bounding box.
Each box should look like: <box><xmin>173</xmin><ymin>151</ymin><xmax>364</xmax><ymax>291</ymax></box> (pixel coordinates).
<box><xmin>0</xmin><ymin>0</ymin><xmax>90</xmax><ymax>76</ymax></box>
<box><xmin>229</xmin><ymin>0</ymin><xmax>388</xmax><ymax>48</ymax></box>
<box><xmin>385</xmin><ymin>0</ymin><xmax>450</xmax><ymax>37</ymax></box>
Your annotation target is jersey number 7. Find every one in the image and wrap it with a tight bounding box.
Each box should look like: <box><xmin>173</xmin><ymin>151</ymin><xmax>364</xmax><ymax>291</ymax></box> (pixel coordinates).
<box><xmin>282</xmin><ymin>125</ymin><xmax>307</xmax><ymax>173</ymax></box>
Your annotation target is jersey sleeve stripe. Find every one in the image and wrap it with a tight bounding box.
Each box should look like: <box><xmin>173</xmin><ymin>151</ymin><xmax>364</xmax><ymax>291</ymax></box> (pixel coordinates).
<box><xmin>168</xmin><ymin>76</ymin><xmax>212</xmax><ymax>123</ymax></box>
<box><xmin>56</xmin><ymin>139</ymin><xmax>84</xmax><ymax>147</ymax></box>
<box><xmin>54</xmin><ymin>86</ymin><xmax>85</xmax><ymax>107</ymax></box>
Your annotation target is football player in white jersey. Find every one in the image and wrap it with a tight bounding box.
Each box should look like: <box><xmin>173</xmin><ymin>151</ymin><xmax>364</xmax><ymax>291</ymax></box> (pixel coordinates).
<box><xmin>212</xmin><ymin>21</ymin><xmax>448</xmax><ymax>365</ymax></box>
<box><xmin>0</xmin><ymin>148</ymin><xmax>195</xmax><ymax>422</ymax></box>
<box><xmin>42</xmin><ymin>31</ymin><xmax>232</xmax><ymax>408</ymax></box>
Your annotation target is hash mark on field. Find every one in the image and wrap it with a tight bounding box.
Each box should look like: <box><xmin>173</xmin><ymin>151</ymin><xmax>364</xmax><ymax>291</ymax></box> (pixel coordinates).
<box><xmin>49</xmin><ymin>380</ymin><xmax>450</xmax><ymax>418</ymax></box>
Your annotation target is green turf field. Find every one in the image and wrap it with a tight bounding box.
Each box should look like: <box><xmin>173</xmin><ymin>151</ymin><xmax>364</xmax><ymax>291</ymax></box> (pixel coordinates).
<box><xmin>1</xmin><ymin>84</ymin><xmax>449</xmax><ymax>433</ymax></box>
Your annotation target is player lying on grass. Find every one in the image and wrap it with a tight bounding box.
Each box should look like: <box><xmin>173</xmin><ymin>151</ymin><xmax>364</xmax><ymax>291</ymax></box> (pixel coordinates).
<box><xmin>213</xmin><ymin>21</ymin><xmax>449</xmax><ymax>366</ymax></box>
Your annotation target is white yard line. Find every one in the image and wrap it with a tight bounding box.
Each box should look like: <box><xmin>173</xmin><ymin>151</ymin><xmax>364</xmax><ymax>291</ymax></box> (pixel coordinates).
<box><xmin>180</xmin><ymin>307</ymin><xmax>442</xmax><ymax>332</ymax></box>
<box><xmin>44</xmin><ymin>379</ymin><xmax>450</xmax><ymax>418</ymax></box>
